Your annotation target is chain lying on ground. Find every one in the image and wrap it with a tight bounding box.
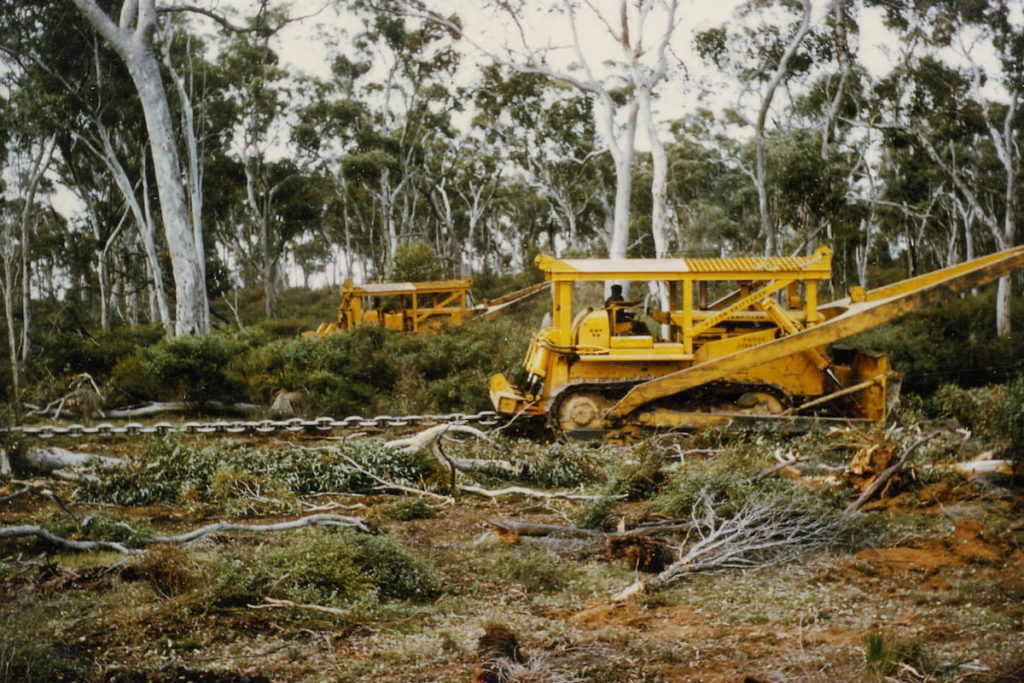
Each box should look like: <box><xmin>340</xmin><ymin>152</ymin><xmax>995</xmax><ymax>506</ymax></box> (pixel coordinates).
<box><xmin>2</xmin><ymin>411</ymin><xmax>503</xmax><ymax>441</ymax></box>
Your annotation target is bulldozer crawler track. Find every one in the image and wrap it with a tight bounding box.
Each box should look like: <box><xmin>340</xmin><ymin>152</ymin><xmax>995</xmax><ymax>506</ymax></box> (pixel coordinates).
<box><xmin>548</xmin><ymin>378</ymin><xmax>803</xmax><ymax>439</ymax></box>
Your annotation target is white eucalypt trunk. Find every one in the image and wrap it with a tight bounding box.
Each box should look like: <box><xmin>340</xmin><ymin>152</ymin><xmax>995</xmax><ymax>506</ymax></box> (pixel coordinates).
<box><xmin>71</xmin><ymin>0</ymin><xmax>209</xmax><ymax>336</ymax></box>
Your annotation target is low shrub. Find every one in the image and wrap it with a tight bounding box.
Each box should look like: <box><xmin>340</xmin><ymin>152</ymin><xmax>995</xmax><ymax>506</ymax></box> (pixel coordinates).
<box><xmin>862</xmin><ymin>630</ymin><xmax>934</xmax><ymax>678</ymax></box>
<box><xmin>144</xmin><ymin>334</ymin><xmax>242</xmax><ymax>403</ymax></box>
<box><xmin>486</xmin><ymin>546</ymin><xmax>576</xmax><ymax>593</ymax></box>
<box><xmin>130</xmin><ymin>546</ymin><xmax>205</xmax><ymax>598</ymax></box>
<box><xmin>32</xmin><ymin>324</ymin><xmax>165</xmax><ymax>382</ymax></box>
<box><xmin>603</xmin><ymin>449</ymin><xmax>667</xmax><ymax>501</ymax></box>
<box><xmin>573</xmin><ymin>495</ymin><xmax>618</xmax><ymax>530</ymax></box>
<box><xmin>522</xmin><ymin>442</ymin><xmax>614</xmax><ymax>488</ymax></box>
<box><xmin>375</xmin><ymin>498</ymin><xmax>437</xmax><ymax>522</ymax></box>
<box><xmin>205</xmin><ymin>528</ymin><xmax>441</xmax><ymax>607</ymax></box>
<box><xmin>109</xmin><ymin>352</ymin><xmax>163</xmax><ymax>403</ymax></box>
<box><xmin>932</xmin><ymin>378</ymin><xmax>1024</xmax><ymax>455</ymax></box>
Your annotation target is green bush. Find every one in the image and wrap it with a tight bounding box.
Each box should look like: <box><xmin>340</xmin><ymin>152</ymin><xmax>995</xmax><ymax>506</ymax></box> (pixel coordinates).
<box><xmin>206</xmin><ymin>528</ymin><xmax>441</xmax><ymax>607</ymax></box>
<box><xmin>388</xmin><ymin>241</ymin><xmax>446</xmax><ymax>281</ymax></box>
<box><xmin>523</xmin><ymin>442</ymin><xmax>614</xmax><ymax>488</ymax></box>
<box><xmin>933</xmin><ymin>377</ymin><xmax>1024</xmax><ymax>457</ymax></box>
<box><xmin>11</xmin><ymin>292</ymin><xmax>537</xmax><ymax>416</ymax></box>
<box><xmin>376</xmin><ymin>498</ymin><xmax>437</xmax><ymax>521</ymax></box>
<box><xmin>847</xmin><ymin>289</ymin><xmax>1024</xmax><ymax>396</ymax></box>
<box><xmin>573</xmin><ymin>495</ymin><xmax>618</xmax><ymax>530</ymax></box>
<box><xmin>219</xmin><ymin>316</ymin><xmax>532</xmax><ymax>416</ymax></box>
<box><xmin>603</xmin><ymin>449</ymin><xmax>667</xmax><ymax>501</ymax></box>
<box><xmin>109</xmin><ymin>352</ymin><xmax>163</xmax><ymax>403</ymax></box>
<box><xmin>143</xmin><ymin>334</ymin><xmax>243</xmax><ymax>403</ymax></box>
<box><xmin>487</xmin><ymin>546</ymin><xmax>576</xmax><ymax>593</ymax></box>
<box><xmin>32</xmin><ymin>324</ymin><xmax>165</xmax><ymax>381</ymax></box>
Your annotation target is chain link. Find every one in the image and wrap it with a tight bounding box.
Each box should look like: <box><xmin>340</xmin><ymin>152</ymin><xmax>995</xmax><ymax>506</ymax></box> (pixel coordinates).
<box><xmin>2</xmin><ymin>411</ymin><xmax>503</xmax><ymax>441</ymax></box>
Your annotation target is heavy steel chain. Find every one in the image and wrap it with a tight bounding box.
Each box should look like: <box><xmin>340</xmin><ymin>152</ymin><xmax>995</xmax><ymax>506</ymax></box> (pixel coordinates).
<box><xmin>2</xmin><ymin>411</ymin><xmax>503</xmax><ymax>441</ymax></box>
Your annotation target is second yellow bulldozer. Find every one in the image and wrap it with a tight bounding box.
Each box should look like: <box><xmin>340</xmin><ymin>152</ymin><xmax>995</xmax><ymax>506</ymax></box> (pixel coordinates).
<box><xmin>305</xmin><ymin>278</ymin><xmax>549</xmax><ymax>337</ymax></box>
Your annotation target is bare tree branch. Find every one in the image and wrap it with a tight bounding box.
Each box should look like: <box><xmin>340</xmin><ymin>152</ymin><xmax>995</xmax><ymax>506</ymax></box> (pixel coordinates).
<box><xmin>612</xmin><ymin>492</ymin><xmax>843</xmax><ymax>601</ymax></box>
<box><xmin>157</xmin><ymin>3</ymin><xmax>328</xmax><ymax>35</ymax></box>
<box><xmin>0</xmin><ymin>513</ymin><xmax>371</xmax><ymax>555</ymax></box>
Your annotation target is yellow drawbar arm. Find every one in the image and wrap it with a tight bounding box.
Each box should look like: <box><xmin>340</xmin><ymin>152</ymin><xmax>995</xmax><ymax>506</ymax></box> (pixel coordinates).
<box><xmin>606</xmin><ymin>246</ymin><xmax>1024</xmax><ymax>422</ymax></box>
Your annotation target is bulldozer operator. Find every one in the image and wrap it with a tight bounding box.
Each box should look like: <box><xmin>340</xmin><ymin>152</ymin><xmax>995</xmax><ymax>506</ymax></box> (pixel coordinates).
<box><xmin>604</xmin><ymin>284</ymin><xmax>647</xmax><ymax>335</ymax></box>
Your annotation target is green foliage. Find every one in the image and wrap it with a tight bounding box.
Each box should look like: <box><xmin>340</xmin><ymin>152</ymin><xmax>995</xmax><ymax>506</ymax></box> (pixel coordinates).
<box><xmin>602</xmin><ymin>449</ymin><xmax>667</xmax><ymax>501</ymax></box>
<box><xmin>522</xmin><ymin>441</ymin><xmax>614</xmax><ymax>488</ymax></box>
<box><xmin>227</xmin><ymin>317</ymin><xmax>531</xmax><ymax>415</ymax></box>
<box><xmin>486</xmin><ymin>546</ymin><xmax>576</xmax><ymax>593</ymax></box>
<box><xmin>32</xmin><ymin>324</ymin><xmax>165</xmax><ymax>381</ymax></box>
<box><xmin>651</xmin><ymin>444</ymin><xmax>820</xmax><ymax>519</ymax></box>
<box><xmin>573</xmin><ymin>495</ymin><xmax>618</xmax><ymax>530</ymax></box>
<box><xmin>143</xmin><ymin>334</ymin><xmax>242</xmax><ymax>403</ymax></box>
<box><xmin>375</xmin><ymin>498</ymin><xmax>437</xmax><ymax>521</ymax></box>
<box><xmin>0</xmin><ymin>599</ymin><xmax>90</xmax><ymax>681</ymax></box>
<box><xmin>14</xmin><ymin>287</ymin><xmax>534</xmax><ymax>415</ymax></box>
<box><xmin>847</xmin><ymin>289</ymin><xmax>1024</xmax><ymax>396</ymax></box>
<box><xmin>862</xmin><ymin>631</ymin><xmax>933</xmax><ymax>678</ymax></box>
<box><xmin>205</xmin><ymin>529</ymin><xmax>441</xmax><ymax>607</ymax></box>
<box><xmin>76</xmin><ymin>437</ymin><xmax>437</xmax><ymax>508</ymax></box>
<box><xmin>109</xmin><ymin>353</ymin><xmax>163</xmax><ymax>403</ymax></box>
<box><xmin>932</xmin><ymin>378</ymin><xmax>1024</xmax><ymax>456</ymax></box>
<box><xmin>388</xmin><ymin>241</ymin><xmax>446</xmax><ymax>281</ymax></box>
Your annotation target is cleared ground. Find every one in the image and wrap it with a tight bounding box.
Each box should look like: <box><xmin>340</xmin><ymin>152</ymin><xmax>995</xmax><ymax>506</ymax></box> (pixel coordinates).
<box><xmin>1</xmin><ymin>429</ymin><xmax>1022</xmax><ymax>682</ymax></box>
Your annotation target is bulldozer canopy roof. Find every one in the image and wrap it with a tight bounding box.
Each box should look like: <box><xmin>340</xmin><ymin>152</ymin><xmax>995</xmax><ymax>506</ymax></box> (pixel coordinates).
<box><xmin>342</xmin><ymin>278</ymin><xmax>472</xmax><ymax>296</ymax></box>
<box><xmin>535</xmin><ymin>248</ymin><xmax>833</xmax><ymax>281</ymax></box>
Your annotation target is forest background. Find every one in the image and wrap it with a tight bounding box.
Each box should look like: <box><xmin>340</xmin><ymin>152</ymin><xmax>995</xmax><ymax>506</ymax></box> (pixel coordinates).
<box><xmin>1</xmin><ymin>0</ymin><xmax>1024</xmax><ymax>420</ymax></box>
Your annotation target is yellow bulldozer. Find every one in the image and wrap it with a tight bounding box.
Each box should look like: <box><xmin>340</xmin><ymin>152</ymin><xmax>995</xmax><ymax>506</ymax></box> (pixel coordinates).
<box><xmin>304</xmin><ymin>277</ymin><xmax>549</xmax><ymax>337</ymax></box>
<box><xmin>490</xmin><ymin>246</ymin><xmax>1024</xmax><ymax>439</ymax></box>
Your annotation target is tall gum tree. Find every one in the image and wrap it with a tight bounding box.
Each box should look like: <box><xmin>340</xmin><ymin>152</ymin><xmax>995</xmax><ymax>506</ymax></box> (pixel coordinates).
<box><xmin>0</xmin><ymin>3</ymin><xmax>178</xmax><ymax>332</ymax></box>
<box><xmin>870</xmin><ymin>0</ymin><xmax>1022</xmax><ymax>336</ymax></box>
<box><xmin>70</xmin><ymin>0</ymin><xmax>208</xmax><ymax>335</ymax></box>
<box><xmin>401</xmin><ymin>0</ymin><xmax>679</xmax><ymax>268</ymax></box>
<box><xmin>695</xmin><ymin>0</ymin><xmax>814</xmax><ymax>256</ymax></box>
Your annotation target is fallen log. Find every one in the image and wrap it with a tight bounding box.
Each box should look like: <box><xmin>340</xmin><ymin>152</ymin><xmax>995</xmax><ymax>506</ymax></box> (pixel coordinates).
<box><xmin>449</xmin><ymin>457</ymin><xmax>523</xmax><ymax>476</ymax></box>
<box><xmin>386</xmin><ymin>424</ymin><xmax>521</xmax><ymax>477</ymax></box>
<box><xmin>104</xmin><ymin>400</ymin><xmax>261</xmax><ymax>418</ymax></box>
<box><xmin>8</xmin><ymin>447</ymin><xmax>126</xmax><ymax>484</ymax></box>
<box><xmin>0</xmin><ymin>525</ymin><xmax>133</xmax><ymax>554</ymax></box>
<box><xmin>482</xmin><ymin>518</ymin><xmax>694</xmax><ymax>540</ymax></box>
<box><xmin>15</xmin><ymin>447</ymin><xmax>125</xmax><ymax>473</ymax></box>
<box><xmin>249</xmin><ymin>597</ymin><xmax>351</xmax><ymax>618</ymax></box>
<box><xmin>0</xmin><ymin>512</ymin><xmax>372</xmax><ymax>555</ymax></box>
<box><xmin>386</xmin><ymin>424</ymin><xmax>500</xmax><ymax>453</ymax></box>
<box><xmin>482</xmin><ymin>519</ymin><xmax>603</xmax><ymax>540</ymax></box>
<box><xmin>141</xmin><ymin>513</ymin><xmax>373</xmax><ymax>544</ymax></box>
<box><xmin>459</xmin><ymin>485</ymin><xmax>605</xmax><ymax>502</ymax></box>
